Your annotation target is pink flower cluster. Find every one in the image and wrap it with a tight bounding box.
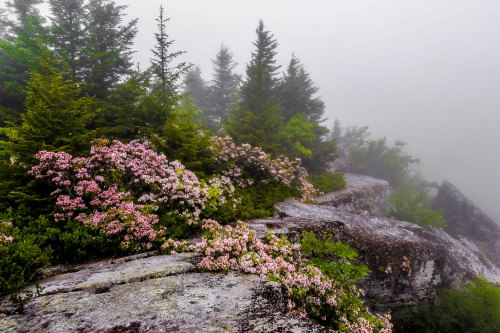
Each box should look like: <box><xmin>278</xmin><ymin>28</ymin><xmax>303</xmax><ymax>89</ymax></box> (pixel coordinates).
<box><xmin>161</xmin><ymin>238</ymin><xmax>196</xmax><ymax>255</ymax></box>
<box><xmin>30</xmin><ymin>140</ymin><xmax>236</xmax><ymax>250</ymax></box>
<box><xmin>196</xmin><ymin>219</ymin><xmax>392</xmax><ymax>332</ymax></box>
<box><xmin>401</xmin><ymin>256</ymin><xmax>412</xmax><ymax>277</ymax></box>
<box><xmin>0</xmin><ymin>221</ymin><xmax>13</xmax><ymax>247</ymax></box>
<box><xmin>209</xmin><ymin>136</ymin><xmax>317</xmax><ymax>202</ymax></box>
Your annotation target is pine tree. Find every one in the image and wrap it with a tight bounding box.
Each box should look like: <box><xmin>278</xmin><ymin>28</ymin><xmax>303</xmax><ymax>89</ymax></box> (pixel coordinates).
<box><xmin>82</xmin><ymin>0</ymin><xmax>137</xmax><ymax>98</ymax></box>
<box><xmin>149</xmin><ymin>4</ymin><xmax>190</xmax><ymax>123</ymax></box>
<box><xmin>278</xmin><ymin>54</ymin><xmax>325</xmax><ymax>123</ymax></box>
<box><xmin>226</xmin><ymin>20</ymin><xmax>283</xmax><ymax>155</ymax></box>
<box><xmin>205</xmin><ymin>44</ymin><xmax>239</xmax><ymax>129</ymax></box>
<box><xmin>48</xmin><ymin>0</ymin><xmax>86</xmax><ymax>80</ymax></box>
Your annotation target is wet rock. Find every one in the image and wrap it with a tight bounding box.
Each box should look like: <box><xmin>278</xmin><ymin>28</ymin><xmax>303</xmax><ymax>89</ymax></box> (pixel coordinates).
<box><xmin>0</xmin><ymin>253</ymin><xmax>331</xmax><ymax>333</ymax></box>
<box><xmin>312</xmin><ymin>173</ymin><xmax>391</xmax><ymax>217</ymax></box>
<box><xmin>432</xmin><ymin>181</ymin><xmax>500</xmax><ymax>263</ymax></box>
<box><xmin>248</xmin><ymin>199</ymin><xmax>500</xmax><ymax>311</ymax></box>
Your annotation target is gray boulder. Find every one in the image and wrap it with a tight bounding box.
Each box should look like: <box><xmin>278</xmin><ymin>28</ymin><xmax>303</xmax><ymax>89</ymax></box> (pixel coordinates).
<box><xmin>433</xmin><ymin>181</ymin><xmax>500</xmax><ymax>262</ymax></box>
<box><xmin>313</xmin><ymin>173</ymin><xmax>391</xmax><ymax>217</ymax></box>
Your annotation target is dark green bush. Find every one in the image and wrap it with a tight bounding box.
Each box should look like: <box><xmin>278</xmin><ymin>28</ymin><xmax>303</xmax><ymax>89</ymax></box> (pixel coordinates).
<box><xmin>210</xmin><ymin>181</ymin><xmax>299</xmax><ymax>222</ymax></box>
<box><xmin>0</xmin><ymin>231</ymin><xmax>51</xmax><ymax>296</ymax></box>
<box><xmin>388</xmin><ymin>181</ymin><xmax>446</xmax><ymax>228</ymax></box>
<box><xmin>307</xmin><ymin>172</ymin><xmax>346</xmax><ymax>193</ymax></box>
<box><xmin>392</xmin><ymin>278</ymin><xmax>500</xmax><ymax>333</ymax></box>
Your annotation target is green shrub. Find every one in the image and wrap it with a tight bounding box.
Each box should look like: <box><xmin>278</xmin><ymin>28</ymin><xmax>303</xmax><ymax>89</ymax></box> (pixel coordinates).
<box><xmin>388</xmin><ymin>181</ymin><xmax>446</xmax><ymax>228</ymax></box>
<box><xmin>0</xmin><ymin>231</ymin><xmax>51</xmax><ymax>296</ymax></box>
<box><xmin>307</xmin><ymin>172</ymin><xmax>346</xmax><ymax>193</ymax></box>
<box><xmin>300</xmin><ymin>231</ymin><xmax>369</xmax><ymax>284</ymax></box>
<box><xmin>392</xmin><ymin>277</ymin><xmax>500</xmax><ymax>333</ymax></box>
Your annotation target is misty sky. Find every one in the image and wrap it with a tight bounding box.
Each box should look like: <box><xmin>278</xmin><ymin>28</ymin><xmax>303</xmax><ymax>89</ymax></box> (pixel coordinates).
<box><xmin>46</xmin><ymin>0</ymin><xmax>500</xmax><ymax>222</ymax></box>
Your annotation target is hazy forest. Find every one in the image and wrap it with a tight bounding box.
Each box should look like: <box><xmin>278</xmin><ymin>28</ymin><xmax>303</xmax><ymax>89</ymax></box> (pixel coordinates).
<box><xmin>0</xmin><ymin>1</ymin><xmax>498</xmax><ymax>332</ymax></box>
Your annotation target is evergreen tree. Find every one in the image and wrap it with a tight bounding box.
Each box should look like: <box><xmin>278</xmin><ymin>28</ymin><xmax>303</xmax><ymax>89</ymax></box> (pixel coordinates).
<box><xmin>205</xmin><ymin>44</ymin><xmax>239</xmax><ymax>130</ymax></box>
<box><xmin>239</xmin><ymin>19</ymin><xmax>280</xmax><ymax>115</ymax></box>
<box><xmin>148</xmin><ymin>5</ymin><xmax>190</xmax><ymax>125</ymax></box>
<box><xmin>184</xmin><ymin>66</ymin><xmax>208</xmax><ymax>111</ymax></box>
<box><xmin>278</xmin><ymin>54</ymin><xmax>325</xmax><ymax>123</ymax></box>
<box><xmin>0</xmin><ymin>3</ymin><xmax>48</xmax><ymax>125</ymax></box>
<box><xmin>93</xmin><ymin>67</ymin><xmax>150</xmax><ymax>140</ymax></box>
<box><xmin>48</xmin><ymin>0</ymin><xmax>86</xmax><ymax>80</ymax></box>
<box><xmin>82</xmin><ymin>0</ymin><xmax>137</xmax><ymax>98</ymax></box>
<box><xmin>1</xmin><ymin>48</ymin><xmax>97</xmax><ymax>164</ymax></box>
<box><xmin>3</xmin><ymin>0</ymin><xmax>45</xmax><ymax>38</ymax></box>
<box><xmin>226</xmin><ymin>20</ymin><xmax>283</xmax><ymax>155</ymax></box>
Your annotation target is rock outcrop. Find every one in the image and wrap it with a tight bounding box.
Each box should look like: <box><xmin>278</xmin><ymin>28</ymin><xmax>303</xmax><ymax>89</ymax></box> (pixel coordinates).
<box><xmin>2</xmin><ymin>173</ymin><xmax>499</xmax><ymax>331</ymax></box>
<box><xmin>432</xmin><ymin>181</ymin><xmax>500</xmax><ymax>263</ymax></box>
<box><xmin>0</xmin><ymin>252</ymin><xmax>331</xmax><ymax>333</ymax></box>
<box><xmin>248</xmin><ymin>200</ymin><xmax>500</xmax><ymax>311</ymax></box>
<box><xmin>248</xmin><ymin>174</ymin><xmax>500</xmax><ymax>311</ymax></box>
<box><xmin>313</xmin><ymin>174</ymin><xmax>391</xmax><ymax>217</ymax></box>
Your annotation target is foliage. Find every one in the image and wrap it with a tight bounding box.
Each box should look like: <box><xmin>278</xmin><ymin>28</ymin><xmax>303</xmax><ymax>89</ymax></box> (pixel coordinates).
<box><xmin>149</xmin><ymin>4</ymin><xmax>190</xmax><ymax>123</ymax></box>
<box><xmin>392</xmin><ymin>278</ymin><xmax>500</xmax><ymax>333</ymax></box>
<box><xmin>151</xmin><ymin>108</ymin><xmax>217</xmax><ymax>179</ymax></box>
<box><xmin>81</xmin><ymin>0</ymin><xmax>137</xmax><ymax>98</ymax></box>
<box><xmin>184</xmin><ymin>66</ymin><xmax>209</xmax><ymax>111</ymax></box>
<box><xmin>307</xmin><ymin>171</ymin><xmax>346</xmax><ymax>193</ymax></box>
<box><xmin>1</xmin><ymin>50</ymin><xmax>97</xmax><ymax>165</ymax></box>
<box><xmin>204</xmin><ymin>44</ymin><xmax>239</xmax><ymax>130</ymax></box>
<box><xmin>226</xmin><ymin>20</ymin><xmax>283</xmax><ymax>156</ymax></box>
<box><xmin>196</xmin><ymin>220</ymin><xmax>392</xmax><ymax>332</ymax></box>
<box><xmin>0</xmin><ymin>218</ymin><xmax>51</xmax><ymax>296</ymax></box>
<box><xmin>278</xmin><ymin>54</ymin><xmax>325</xmax><ymax>123</ymax></box>
<box><xmin>229</xmin><ymin>181</ymin><xmax>299</xmax><ymax>221</ymax></box>
<box><xmin>209</xmin><ymin>135</ymin><xmax>317</xmax><ymax>202</ymax></box>
<box><xmin>282</xmin><ymin>113</ymin><xmax>316</xmax><ymax>158</ymax></box>
<box><xmin>349</xmin><ymin>139</ymin><xmax>418</xmax><ymax>187</ymax></box>
<box><xmin>48</xmin><ymin>0</ymin><xmax>86</xmax><ymax>80</ymax></box>
<box><xmin>30</xmin><ymin>139</ymin><xmax>237</xmax><ymax>250</ymax></box>
<box><xmin>388</xmin><ymin>181</ymin><xmax>446</xmax><ymax>228</ymax></box>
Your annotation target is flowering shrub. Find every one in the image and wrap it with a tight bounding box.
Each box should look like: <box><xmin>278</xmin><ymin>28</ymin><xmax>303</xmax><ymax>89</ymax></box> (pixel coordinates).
<box><xmin>30</xmin><ymin>139</ymin><xmax>237</xmax><ymax>251</ymax></box>
<box><xmin>209</xmin><ymin>136</ymin><xmax>317</xmax><ymax>202</ymax></box>
<box><xmin>0</xmin><ymin>221</ymin><xmax>13</xmax><ymax>247</ymax></box>
<box><xmin>196</xmin><ymin>219</ymin><xmax>392</xmax><ymax>332</ymax></box>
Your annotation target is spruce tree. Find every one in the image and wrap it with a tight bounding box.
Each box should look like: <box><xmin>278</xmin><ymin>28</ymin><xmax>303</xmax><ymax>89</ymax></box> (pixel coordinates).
<box><xmin>205</xmin><ymin>44</ymin><xmax>239</xmax><ymax>129</ymax></box>
<box><xmin>226</xmin><ymin>20</ymin><xmax>283</xmax><ymax>155</ymax></box>
<box><xmin>184</xmin><ymin>66</ymin><xmax>208</xmax><ymax>111</ymax></box>
<box><xmin>149</xmin><ymin>4</ymin><xmax>190</xmax><ymax>124</ymax></box>
<box><xmin>82</xmin><ymin>0</ymin><xmax>137</xmax><ymax>98</ymax></box>
<box><xmin>0</xmin><ymin>2</ymin><xmax>48</xmax><ymax>125</ymax></box>
<box><xmin>48</xmin><ymin>0</ymin><xmax>86</xmax><ymax>80</ymax></box>
<box><xmin>278</xmin><ymin>54</ymin><xmax>325</xmax><ymax>123</ymax></box>
<box><xmin>1</xmin><ymin>48</ymin><xmax>97</xmax><ymax>164</ymax></box>
<box><xmin>3</xmin><ymin>0</ymin><xmax>45</xmax><ymax>37</ymax></box>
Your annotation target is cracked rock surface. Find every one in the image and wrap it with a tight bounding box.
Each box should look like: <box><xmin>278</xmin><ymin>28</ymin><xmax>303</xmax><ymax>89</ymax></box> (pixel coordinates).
<box><xmin>0</xmin><ymin>253</ymin><xmax>331</xmax><ymax>333</ymax></box>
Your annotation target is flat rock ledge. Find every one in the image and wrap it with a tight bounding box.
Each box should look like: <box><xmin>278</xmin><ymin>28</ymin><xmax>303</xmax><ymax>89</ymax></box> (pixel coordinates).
<box><xmin>1</xmin><ymin>252</ymin><xmax>331</xmax><ymax>333</ymax></box>
<box><xmin>248</xmin><ymin>200</ymin><xmax>500</xmax><ymax>311</ymax></box>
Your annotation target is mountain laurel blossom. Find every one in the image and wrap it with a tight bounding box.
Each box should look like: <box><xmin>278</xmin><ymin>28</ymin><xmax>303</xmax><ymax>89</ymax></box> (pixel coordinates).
<box><xmin>209</xmin><ymin>136</ymin><xmax>317</xmax><ymax>202</ymax></box>
<box><xmin>0</xmin><ymin>221</ymin><xmax>13</xmax><ymax>247</ymax></box>
<box><xmin>196</xmin><ymin>219</ymin><xmax>392</xmax><ymax>332</ymax></box>
<box><xmin>30</xmin><ymin>140</ymin><xmax>237</xmax><ymax>251</ymax></box>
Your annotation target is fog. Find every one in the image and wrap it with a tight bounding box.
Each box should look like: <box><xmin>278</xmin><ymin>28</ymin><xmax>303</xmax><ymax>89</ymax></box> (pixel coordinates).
<box><xmin>106</xmin><ymin>0</ymin><xmax>500</xmax><ymax>223</ymax></box>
